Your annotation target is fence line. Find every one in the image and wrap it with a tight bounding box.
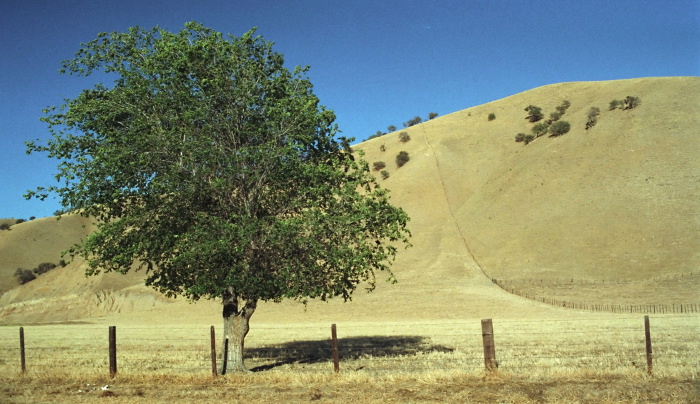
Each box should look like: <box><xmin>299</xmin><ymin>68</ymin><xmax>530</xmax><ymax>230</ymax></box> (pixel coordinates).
<box><xmin>491</xmin><ymin>271</ymin><xmax>698</xmax><ymax>285</ymax></box>
<box><xmin>1</xmin><ymin>317</ymin><xmax>697</xmax><ymax>378</ymax></box>
<box><xmin>491</xmin><ymin>278</ymin><xmax>699</xmax><ymax>313</ymax></box>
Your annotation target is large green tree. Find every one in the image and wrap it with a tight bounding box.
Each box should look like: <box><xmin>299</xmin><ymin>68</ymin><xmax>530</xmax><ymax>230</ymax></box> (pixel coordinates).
<box><xmin>26</xmin><ymin>22</ymin><xmax>411</xmax><ymax>372</ymax></box>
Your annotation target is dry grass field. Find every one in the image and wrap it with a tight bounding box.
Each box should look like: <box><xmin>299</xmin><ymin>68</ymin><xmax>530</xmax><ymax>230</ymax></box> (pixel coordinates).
<box><xmin>1</xmin><ymin>315</ymin><xmax>698</xmax><ymax>403</ymax></box>
<box><xmin>1</xmin><ymin>77</ymin><xmax>699</xmax><ymax>402</ymax></box>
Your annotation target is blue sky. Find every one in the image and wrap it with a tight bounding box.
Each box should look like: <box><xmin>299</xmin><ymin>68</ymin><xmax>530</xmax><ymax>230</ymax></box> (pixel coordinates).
<box><xmin>1</xmin><ymin>0</ymin><xmax>698</xmax><ymax>219</ymax></box>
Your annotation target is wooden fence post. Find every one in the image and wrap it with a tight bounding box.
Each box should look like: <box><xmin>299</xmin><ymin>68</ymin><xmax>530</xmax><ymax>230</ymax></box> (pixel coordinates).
<box><xmin>331</xmin><ymin>324</ymin><xmax>340</xmax><ymax>373</ymax></box>
<box><xmin>108</xmin><ymin>326</ymin><xmax>117</xmax><ymax>378</ymax></box>
<box><xmin>19</xmin><ymin>327</ymin><xmax>26</xmax><ymax>373</ymax></box>
<box><xmin>481</xmin><ymin>319</ymin><xmax>497</xmax><ymax>371</ymax></box>
<box><xmin>210</xmin><ymin>326</ymin><xmax>217</xmax><ymax>376</ymax></box>
<box><xmin>644</xmin><ymin>316</ymin><xmax>652</xmax><ymax>375</ymax></box>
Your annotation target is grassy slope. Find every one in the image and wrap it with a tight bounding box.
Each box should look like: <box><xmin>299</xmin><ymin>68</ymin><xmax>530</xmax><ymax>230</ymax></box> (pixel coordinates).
<box><xmin>0</xmin><ymin>77</ymin><xmax>698</xmax><ymax>325</ymax></box>
<box><xmin>0</xmin><ymin>215</ymin><xmax>95</xmax><ymax>294</ymax></box>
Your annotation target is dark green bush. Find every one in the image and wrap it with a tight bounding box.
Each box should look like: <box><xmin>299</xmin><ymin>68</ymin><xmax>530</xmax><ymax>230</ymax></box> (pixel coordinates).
<box><xmin>587</xmin><ymin>106</ymin><xmax>601</xmax><ymax>120</ymax></box>
<box><xmin>380</xmin><ymin>144</ymin><xmax>386</xmax><ymax>152</ymax></box>
<box><xmin>387</xmin><ymin>125</ymin><xmax>397</xmax><ymax>132</ymax></box>
<box><xmin>15</xmin><ymin>219</ymin><xmax>25</xmax><ymax>224</ymax></box>
<box><xmin>403</xmin><ymin>116</ymin><xmax>422</xmax><ymax>127</ymax></box>
<box><xmin>531</xmin><ymin>122</ymin><xmax>549</xmax><ymax>138</ymax></box>
<box><xmin>373</xmin><ymin>161</ymin><xmax>387</xmax><ymax>171</ymax></box>
<box><xmin>14</xmin><ymin>268</ymin><xmax>36</xmax><ymax>284</ymax></box>
<box><xmin>396</xmin><ymin>151</ymin><xmax>410</xmax><ymax>168</ymax></box>
<box><xmin>380</xmin><ymin>170</ymin><xmax>390</xmax><ymax>180</ymax></box>
<box><xmin>399</xmin><ymin>132</ymin><xmax>411</xmax><ymax>143</ymax></box>
<box><xmin>428</xmin><ymin>112</ymin><xmax>438</xmax><ymax>120</ymax></box>
<box><xmin>515</xmin><ymin>133</ymin><xmax>526</xmax><ymax>143</ymax></box>
<box><xmin>586</xmin><ymin>107</ymin><xmax>601</xmax><ymax>129</ymax></box>
<box><xmin>488</xmin><ymin>113</ymin><xmax>496</xmax><ymax>121</ymax></box>
<box><xmin>0</xmin><ymin>223</ymin><xmax>10</xmax><ymax>231</ymax></box>
<box><xmin>549</xmin><ymin>120</ymin><xmax>571</xmax><ymax>136</ymax></box>
<box><xmin>549</xmin><ymin>111</ymin><xmax>562</xmax><ymax>121</ymax></box>
<box><xmin>556</xmin><ymin>100</ymin><xmax>571</xmax><ymax>114</ymax></box>
<box><xmin>524</xmin><ymin>105</ymin><xmax>544</xmax><ymax>122</ymax></box>
<box><xmin>367</xmin><ymin>131</ymin><xmax>386</xmax><ymax>141</ymax></box>
<box><xmin>34</xmin><ymin>262</ymin><xmax>57</xmax><ymax>275</ymax></box>
<box><xmin>59</xmin><ymin>259</ymin><xmax>68</xmax><ymax>267</ymax></box>
<box><xmin>523</xmin><ymin>134</ymin><xmax>535</xmax><ymax>145</ymax></box>
<box><xmin>623</xmin><ymin>96</ymin><xmax>641</xmax><ymax>110</ymax></box>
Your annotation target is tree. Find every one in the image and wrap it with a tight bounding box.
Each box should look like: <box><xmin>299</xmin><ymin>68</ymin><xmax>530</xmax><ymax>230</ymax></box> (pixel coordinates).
<box><xmin>403</xmin><ymin>116</ymin><xmax>422</xmax><ymax>127</ymax></box>
<box><xmin>26</xmin><ymin>22</ymin><xmax>411</xmax><ymax>373</ymax></box>
<box><xmin>586</xmin><ymin>107</ymin><xmax>601</xmax><ymax>130</ymax></box>
<box><xmin>428</xmin><ymin>112</ymin><xmax>438</xmax><ymax>120</ymax></box>
<box><xmin>373</xmin><ymin>161</ymin><xmax>386</xmax><ymax>171</ymax></box>
<box><xmin>14</xmin><ymin>268</ymin><xmax>36</xmax><ymax>284</ymax></box>
<box><xmin>396</xmin><ymin>151</ymin><xmax>410</xmax><ymax>167</ymax></box>
<box><xmin>549</xmin><ymin>120</ymin><xmax>571</xmax><ymax>136</ymax></box>
<box><xmin>524</xmin><ymin>105</ymin><xmax>544</xmax><ymax>122</ymax></box>
<box><xmin>623</xmin><ymin>96</ymin><xmax>641</xmax><ymax>110</ymax></box>
<box><xmin>367</xmin><ymin>130</ymin><xmax>386</xmax><ymax>141</ymax></box>
<box><xmin>531</xmin><ymin>122</ymin><xmax>549</xmax><ymax>138</ymax></box>
<box><xmin>387</xmin><ymin>125</ymin><xmax>397</xmax><ymax>132</ymax></box>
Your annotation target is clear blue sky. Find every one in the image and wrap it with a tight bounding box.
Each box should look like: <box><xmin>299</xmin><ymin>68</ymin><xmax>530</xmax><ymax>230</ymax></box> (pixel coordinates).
<box><xmin>1</xmin><ymin>0</ymin><xmax>698</xmax><ymax>219</ymax></box>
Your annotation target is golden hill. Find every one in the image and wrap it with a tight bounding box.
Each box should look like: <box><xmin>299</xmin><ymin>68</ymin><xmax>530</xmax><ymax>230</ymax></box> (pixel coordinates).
<box><xmin>1</xmin><ymin>77</ymin><xmax>698</xmax><ymax>325</ymax></box>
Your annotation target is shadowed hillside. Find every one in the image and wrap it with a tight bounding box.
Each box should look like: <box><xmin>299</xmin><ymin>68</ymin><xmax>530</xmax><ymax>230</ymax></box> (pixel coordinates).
<box><xmin>1</xmin><ymin>77</ymin><xmax>698</xmax><ymax>324</ymax></box>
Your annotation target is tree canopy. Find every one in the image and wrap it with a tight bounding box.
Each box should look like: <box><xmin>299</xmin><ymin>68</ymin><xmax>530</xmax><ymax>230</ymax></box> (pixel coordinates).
<box><xmin>27</xmin><ymin>22</ymin><xmax>411</xmax><ymax>371</ymax></box>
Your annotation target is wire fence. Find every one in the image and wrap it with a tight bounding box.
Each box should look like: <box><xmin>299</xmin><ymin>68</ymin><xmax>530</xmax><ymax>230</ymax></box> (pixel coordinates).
<box><xmin>1</xmin><ymin>316</ymin><xmax>698</xmax><ymax>378</ymax></box>
<box><xmin>492</xmin><ymin>271</ymin><xmax>699</xmax><ymax>285</ymax></box>
<box><xmin>491</xmin><ymin>276</ymin><xmax>699</xmax><ymax>314</ymax></box>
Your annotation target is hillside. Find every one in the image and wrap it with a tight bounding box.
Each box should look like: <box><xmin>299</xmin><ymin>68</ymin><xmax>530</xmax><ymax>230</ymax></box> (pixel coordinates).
<box><xmin>1</xmin><ymin>77</ymin><xmax>698</xmax><ymax>324</ymax></box>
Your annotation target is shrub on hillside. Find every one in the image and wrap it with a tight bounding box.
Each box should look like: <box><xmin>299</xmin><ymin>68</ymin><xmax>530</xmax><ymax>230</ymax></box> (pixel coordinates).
<box><xmin>373</xmin><ymin>161</ymin><xmax>387</xmax><ymax>171</ymax></box>
<box><xmin>549</xmin><ymin>120</ymin><xmax>571</xmax><ymax>136</ymax></box>
<box><xmin>524</xmin><ymin>105</ymin><xmax>544</xmax><ymax>122</ymax></box>
<box><xmin>488</xmin><ymin>113</ymin><xmax>496</xmax><ymax>121</ymax></box>
<box><xmin>609</xmin><ymin>99</ymin><xmax>623</xmax><ymax>110</ymax></box>
<box><xmin>623</xmin><ymin>96</ymin><xmax>641</xmax><ymax>110</ymax></box>
<box><xmin>14</xmin><ymin>268</ymin><xmax>36</xmax><ymax>284</ymax></box>
<box><xmin>531</xmin><ymin>122</ymin><xmax>549</xmax><ymax>138</ymax></box>
<box><xmin>586</xmin><ymin>107</ymin><xmax>601</xmax><ymax>129</ymax></box>
<box><xmin>0</xmin><ymin>223</ymin><xmax>10</xmax><ymax>231</ymax></box>
<box><xmin>523</xmin><ymin>134</ymin><xmax>535</xmax><ymax>145</ymax></box>
<box><xmin>380</xmin><ymin>170</ymin><xmax>390</xmax><ymax>180</ymax></box>
<box><xmin>59</xmin><ymin>259</ymin><xmax>68</xmax><ymax>267</ymax></box>
<box><xmin>367</xmin><ymin>131</ymin><xmax>386</xmax><ymax>141</ymax></box>
<box><xmin>396</xmin><ymin>151</ymin><xmax>410</xmax><ymax>168</ymax></box>
<box><xmin>549</xmin><ymin>111</ymin><xmax>562</xmax><ymax>122</ymax></box>
<box><xmin>403</xmin><ymin>116</ymin><xmax>422</xmax><ymax>127</ymax></box>
<box><xmin>34</xmin><ymin>262</ymin><xmax>57</xmax><ymax>275</ymax></box>
<box><xmin>556</xmin><ymin>100</ymin><xmax>571</xmax><ymax>114</ymax></box>
<box><xmin>380</xmin><ymin>144</ymin><xmax>386</xmax><ymax>152</ymax></box>
<box><xmin>428</xmin><ymin>112</ymin><xmax>438</xmax><ymax>120</ymax></box>
<box><xmin>387</xmin><ymin>125</ymin><xmax>397</xmax><ymax>132</ymax></box>
<box><xmin>15</xmin><ymin>218</ymin><xmax>26</xmax><ymax>224</ymax></box>
<box><xmin>399</xmin><ymin>132</ymin><xmax>411</xmax><ymax>143</ymax></box>
<box><xmin>515</xmin><ymin>133</ymin><xmax>526</xmax><ymax>143</ymax></box>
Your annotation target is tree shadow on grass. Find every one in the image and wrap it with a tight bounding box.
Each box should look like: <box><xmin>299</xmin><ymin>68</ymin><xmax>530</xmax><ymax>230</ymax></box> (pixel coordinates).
<box><xmin>246</xmin><ymin>335</ymin><xmax>453</xmax><ymax>372</ymax></box>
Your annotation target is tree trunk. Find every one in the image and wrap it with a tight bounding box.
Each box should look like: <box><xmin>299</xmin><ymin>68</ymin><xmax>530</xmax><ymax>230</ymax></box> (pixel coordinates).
<box><xmin>221</xmin><ymin>292</ymin><xmax>257</xmax><ymax>374</ymax></box>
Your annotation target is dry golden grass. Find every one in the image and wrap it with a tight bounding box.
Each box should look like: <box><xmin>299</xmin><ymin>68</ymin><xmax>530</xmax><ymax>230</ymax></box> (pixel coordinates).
<box><xmin>1</xmin><ymin>315</ymin><xmax>698</xmax><ymax>402</ymax></box>
<box><xmin>1</xmin><ymin>78</ymin><xmax>699</xmax><ymax>402</ymax></box>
